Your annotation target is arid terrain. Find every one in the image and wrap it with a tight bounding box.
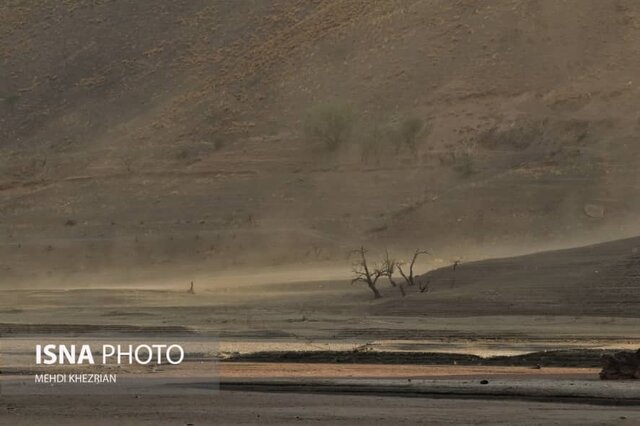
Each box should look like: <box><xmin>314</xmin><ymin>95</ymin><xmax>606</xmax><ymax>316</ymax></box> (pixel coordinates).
<box><xmin>3</xmin><ymin>0</ymin><xmax>640</xmax><ymax>282</ymax></box>
<box><xmin>2</xmin><ymin>238</ymin><xmax>640</xmax><ymax>423</ymax></box>
<box><xmin>2</xmin><ymin>0</ymin><xmax>640</xmax><ymax>424</ymax></box>
<box><xmin>3</xmin><ymin>392</ymin><xmax>638</xmax><ymax>426</ymax></box>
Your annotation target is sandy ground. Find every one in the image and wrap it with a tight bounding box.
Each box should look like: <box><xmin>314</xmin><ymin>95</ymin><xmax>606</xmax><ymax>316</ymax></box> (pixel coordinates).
<box><xmin>2</xmin><ymin>243</ymin><xmax>640</xmax><ymax>424</ymax></box>
<box><xmin>2</xmin><ymin>391</ymin><xmax>640</xmax><ymax>426</ymax></box>
<box><xmin>3</xmin><ymin>360</ymin><xmax>639</xmax><ymax>424</ymax></box>
<box><xmin>1</xmin><ymin>284</ymin><xmax>638</xmax><ymax>361</ymax></box>
<box><xmin>217</xmin><ymin>363</ymin><xmax>599</xmax><ymax>379</ymax></box>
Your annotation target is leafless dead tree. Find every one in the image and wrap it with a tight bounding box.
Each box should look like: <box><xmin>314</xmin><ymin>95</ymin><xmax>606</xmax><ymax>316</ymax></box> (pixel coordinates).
<box><xmin>350</xmin><ymin>246</ymin><xmax>384</xmax><ymax>299</ymax></box>
<box><xmin>453</xmin><ymin>259</ymin><xmax>460</xmax><ymax>271</ymax></box>
<box><xmin>416</xmin><ymin>275</ymin><xmax>431</xmax><ymax>293</ymax></box>
<box><xmin>397</xmin><ymin>249</ymin><xmax>430</xmax><ymax>292</ymax></box>
<box><xmin>381</xmin><ymin>250</ymin><xmax>405</xmax><ymax>297</ymax></box>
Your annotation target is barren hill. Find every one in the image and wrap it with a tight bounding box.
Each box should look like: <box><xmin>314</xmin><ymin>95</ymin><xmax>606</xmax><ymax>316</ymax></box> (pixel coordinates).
<box><xmin>374</xmin><ymin>235</ymin><xmax>640</xmax><ymax>317</ymax></box>
<box><xmin>2</xmin><ymin>0</ymin><xmax>640</xmax><ymax>283</ymax></box>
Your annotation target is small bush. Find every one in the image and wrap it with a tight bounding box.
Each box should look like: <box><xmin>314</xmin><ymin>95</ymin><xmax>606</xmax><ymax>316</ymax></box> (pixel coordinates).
<box><xmin>211</xmin><ymin>137</ymin><xmax>225</xmax><ymax>151</ymax></box>
<box><xmin>3</xmin><ymin>93</ymin><xmax>20</xmax><ymax>108</ymax></box>
<box><xmin>398</xmin><ymin>117</ymin><xmax>424</xmax><ymax>153</ymax></box>
<box><xmin>452</xmin><ymin>150</ymin><xmax>475</xmax><ymax>177</ymax></box>
<box><xmin>438</xmin><ymin>142</ymin><xmax>477</xmax><ymax>178</ymax></box>
<box><xmin>303</xmin><ymin>103</ymin><xmax>355</xmax><ymax>152</ymax></box>
<box><xmin>358</xmin><ymin>115</ymin><xmax>425</xmax><ymax>163</ymax></box>
<box><xmin>478</xmin><ymin>120</ymin><xmax>546</xmax><ymax>151</ymax></box>
<box><xmin>359</xmin><ymin>124</ymin><xmax>390</xmax><ymax>165</ymax></box>
<box><xmin>176</xmin><ymin>147</ymin><xmax>190</xmax><ymax>160</ymax></box>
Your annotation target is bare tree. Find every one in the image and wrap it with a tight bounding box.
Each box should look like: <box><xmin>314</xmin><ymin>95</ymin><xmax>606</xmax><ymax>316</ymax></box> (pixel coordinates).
<box><xmin>398</xmin><ymin>117</ymin><xmax>424</xmax><ymax>154</ymax></box>
<box><xmin>350</xmin><ymin>246</ymin><xmax>384</xmax><ymax>299</ymax></box>
<box><xmin>449</xmin><ymin>258</ymin><xmax>461</xmax><ymax>288</ymax></box>
<box><xmin>397</xmin><ymin>249</ymin><xmax>430</xmax><ymax>292</ymax></box>
<box><xmin>416</xmin><ymin>275</ymin><xmax>431</xmax><ymax>293</ymax></box>
<box><xmin>304</xmin><ymin>102</ymin><xmax>354</xmax><ymax>152</ymax></box>
<box><xmin>381</xmin><ymin>250</ymin><xmax>405</xmax><ymax>297</ymax></box>
<box><xmin>452</xmin><ymin>259</ymin><xmax>461</xmax><ymax>271</ymax></box>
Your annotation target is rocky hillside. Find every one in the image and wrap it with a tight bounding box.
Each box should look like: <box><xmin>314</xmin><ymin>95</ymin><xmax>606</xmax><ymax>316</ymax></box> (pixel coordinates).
<box><xmin>2</xmin><ymin>0</ymin><xmax>640</xmax><ymax>284</ymax></box>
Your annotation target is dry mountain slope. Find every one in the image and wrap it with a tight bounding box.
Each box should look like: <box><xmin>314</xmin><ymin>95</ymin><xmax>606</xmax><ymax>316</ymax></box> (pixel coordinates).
<box><xmin>374</xmin><ymin>236</ymin><xmax>640</xmax><ymax>317</ymax></box>
<box><xmin>2</xmin><ymin>1</ymin><xmax>640</xmax><ymax>283</ymax></box>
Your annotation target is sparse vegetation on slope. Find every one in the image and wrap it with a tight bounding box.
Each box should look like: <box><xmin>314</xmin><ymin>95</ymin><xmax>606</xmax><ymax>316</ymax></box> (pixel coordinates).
<box><xmin>303</xmin><ymin>102</ymin><xmax>355</xmax><ymax>152</ymax></box>
<box><xmin>2</xmin><ymin>1</ymin><xmax>640</xmax><ymax>280</ymax></box>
